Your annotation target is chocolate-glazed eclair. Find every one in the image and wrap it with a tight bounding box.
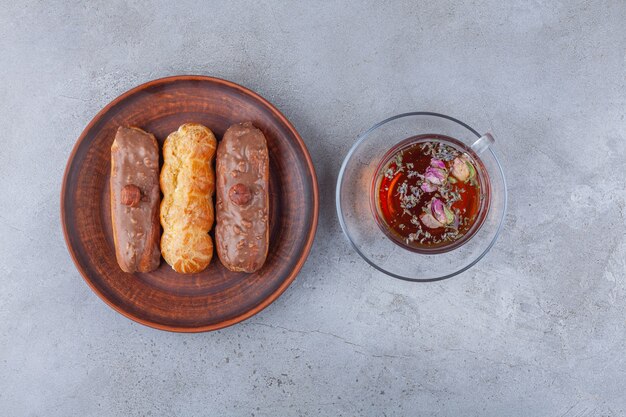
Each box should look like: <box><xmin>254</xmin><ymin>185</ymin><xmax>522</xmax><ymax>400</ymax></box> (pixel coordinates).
<box><xmin>215</xmin><ymin>122</ymin><xmax>269</xmax><ymax>273</ymax></box>
<box><xmin>110</xmin><ymin>127</ymin><xmax>161</xmax><ymax>273</ymax></box>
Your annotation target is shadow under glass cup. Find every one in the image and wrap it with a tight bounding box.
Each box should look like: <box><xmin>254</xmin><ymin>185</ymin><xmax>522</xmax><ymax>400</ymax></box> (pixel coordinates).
<box><xmin>336</xmin><ymin>112</ymin><xmax>507</xmax><ymax>282</ymax></box>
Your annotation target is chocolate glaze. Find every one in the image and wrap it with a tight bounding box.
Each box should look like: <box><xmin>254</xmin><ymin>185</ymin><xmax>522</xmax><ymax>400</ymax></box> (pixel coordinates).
<box><xmin>110</xmin><ymin>127</ymin><xmax>161</xmax><ymax>272</ymax></box>
<box><xmin>215</xmin><ymin>122</ymin><xmax>269</xmax><ymax>273</ymax></box>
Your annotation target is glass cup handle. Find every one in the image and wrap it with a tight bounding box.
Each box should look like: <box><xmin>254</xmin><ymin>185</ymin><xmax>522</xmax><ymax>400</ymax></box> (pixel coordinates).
<box><xmin>470</xmin><ymin>132</ymin><xmax>495</xmax><ymax>154</ymax></box>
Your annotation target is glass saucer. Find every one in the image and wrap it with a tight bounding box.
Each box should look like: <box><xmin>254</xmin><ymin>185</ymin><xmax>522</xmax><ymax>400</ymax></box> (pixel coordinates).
<box><xmin>336</xmin><ymin>112</ymin><xmax>507</xmax><ymax>282</ymax></box>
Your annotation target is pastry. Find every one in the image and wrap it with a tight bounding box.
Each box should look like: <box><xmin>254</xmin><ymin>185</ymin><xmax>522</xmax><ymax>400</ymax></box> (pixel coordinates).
<box><xmin>215</xmin><ymin>122</ymin><xmax>269</xmax><ymax>273</ymax></box>
<box><xmin>160</xmin><ymin>123</ymin><xmax>217</xmax><ymax>273</ymax></box>
<box><xmin>110</xmin><ymin>126</ymin><xmax>161</xmax><ymax>273</ymax></box>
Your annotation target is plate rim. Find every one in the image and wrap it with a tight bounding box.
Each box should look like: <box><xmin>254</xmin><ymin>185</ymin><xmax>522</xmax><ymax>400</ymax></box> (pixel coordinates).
<box><xmin>60</xmin><ymin>74</ymin><xmax>319</xmax><ymax>332</ymax></box>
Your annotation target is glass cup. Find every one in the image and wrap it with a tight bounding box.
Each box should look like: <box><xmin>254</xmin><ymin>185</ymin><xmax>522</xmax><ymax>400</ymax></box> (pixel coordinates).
<box><xmin>336</xmin><ymin>112</ymin><xmax>507</xmax><ymax>282</ymax></box>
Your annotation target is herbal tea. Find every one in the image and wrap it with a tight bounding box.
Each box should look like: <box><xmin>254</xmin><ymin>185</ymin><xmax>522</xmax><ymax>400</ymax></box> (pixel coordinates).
<box><xmin>372</xmin><ymin>135</ymin><xmax>490</xmax><ymax>252</ymax></box>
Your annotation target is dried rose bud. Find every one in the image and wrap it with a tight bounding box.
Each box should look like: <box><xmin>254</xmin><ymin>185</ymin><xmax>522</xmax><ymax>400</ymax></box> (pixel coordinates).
<box><xmin>430</xmin><ymin>158</ymin><xmax>446</xmax><ymax>169</ymax></box>
<box><xmin>466</xmin><ymin>157</ymin><xmax>477</xmax><ymax>180</ymax></box>
<box><xmin>451</xmin><ymin>157</ymin><xmax>469</xmax><ymax>181</ymax></box>
<box><xmin>451</xmin><ymin>156</ymin><xmax>476</xmax><ymax>183</ymax></box>
<box><xmin>431</xmin><ymin>198</ymin><xmax>446</xmax><ymax>224</ymax></box>
<box><xmin>421</xmin><ymin>181</ymin><xmax>437</xmax><ymax>192</ymax></box>
<box><xmin>424</xmin><ymin>166</ymin><xmax>447</xmax><ymax>185</ymax></box>
<box><xmin>444</xmin><ymin>205</ymin><xmax>455</xmax><ymax>224</ymax></box>
<box><xmin>431</xmin><ymin>198</ymin><xmax>454</xmax><ymax>225</ymax></box>
<box><xmin>420</xmin><ymin>212</ymin><xmax>443</xmax><ymax>229</ymax></box>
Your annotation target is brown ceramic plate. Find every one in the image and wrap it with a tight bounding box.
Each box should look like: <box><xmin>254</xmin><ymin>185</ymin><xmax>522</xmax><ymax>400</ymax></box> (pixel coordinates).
<box><xmin>61</xmin><ymin>75</ymin><xmax>318</xmax><ymax>332</ymax></box>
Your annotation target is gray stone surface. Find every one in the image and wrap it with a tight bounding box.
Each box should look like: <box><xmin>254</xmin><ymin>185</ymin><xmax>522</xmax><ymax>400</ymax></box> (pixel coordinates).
<box><xmin>1</xmin><ymin>0</ymin><xmax>625</xmax><ymax>416</ymax></box>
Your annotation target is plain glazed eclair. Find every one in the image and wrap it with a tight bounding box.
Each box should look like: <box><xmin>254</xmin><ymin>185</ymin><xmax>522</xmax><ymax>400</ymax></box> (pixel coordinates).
<box><xmin>160</xmin><ymin>123</ymin><xmax>217</xmax><ymax>274</ymax></box>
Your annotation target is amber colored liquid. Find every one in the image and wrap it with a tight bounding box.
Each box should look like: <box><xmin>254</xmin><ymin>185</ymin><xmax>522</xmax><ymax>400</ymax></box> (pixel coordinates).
<box><xmin>373</xmin><ymin>135</ymin><xmax>489</xmax><ymax>252</ymax></box>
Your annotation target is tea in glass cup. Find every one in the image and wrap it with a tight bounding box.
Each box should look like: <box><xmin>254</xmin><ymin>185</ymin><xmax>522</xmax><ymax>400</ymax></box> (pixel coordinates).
<box><xmin>371</xmin><ymin>134</ymin><xmax>491</xmax><ymax>253</ymax></box>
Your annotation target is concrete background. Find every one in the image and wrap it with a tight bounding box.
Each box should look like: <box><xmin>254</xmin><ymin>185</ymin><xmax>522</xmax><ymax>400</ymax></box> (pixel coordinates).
<box><xmin>1</xmin><ymin>1</ymin><xmax>625</xmax><ymax>416</ymax></box>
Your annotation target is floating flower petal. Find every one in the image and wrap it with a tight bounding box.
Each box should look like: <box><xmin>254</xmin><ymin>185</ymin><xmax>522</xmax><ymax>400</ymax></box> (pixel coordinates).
<box><xmin>420</xmin><ymin>212</ymin><xmax>443</xmax><ymax>229</ymax></box>
<box><xmin>424</xmin><ymin>167</ymin><xmax>447</xmax><ymax>185</ymax></box>
<box><xmin>421</xmin><ymin>181</ymin><xmax>437</xmax><ymax>192</ymax></box>
<box><xmin>443</xmin><ymin>205</ymin><xmax>455</xmax><ymax>224</ymax></box>
<box><xmin>466</xmin><ymin>157</ymin><xmax>476</xmax><ymax>180</ymax></box>
<box><xmin>430</xmin><ymin>158</ymin><xmax>446</xmax><ymax>169</ymax></box>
